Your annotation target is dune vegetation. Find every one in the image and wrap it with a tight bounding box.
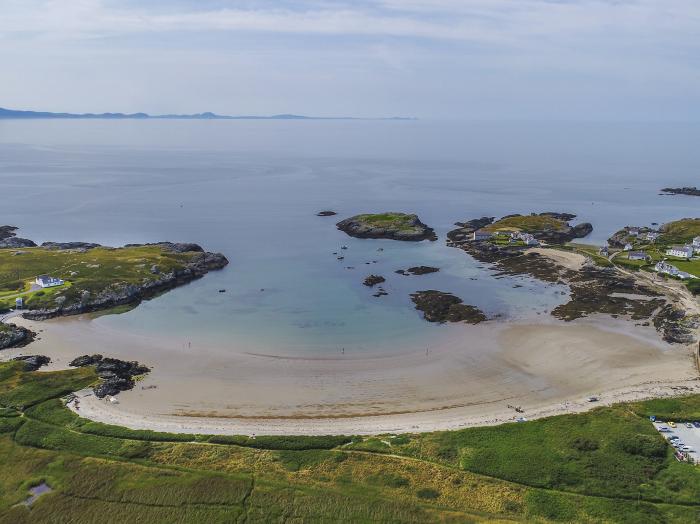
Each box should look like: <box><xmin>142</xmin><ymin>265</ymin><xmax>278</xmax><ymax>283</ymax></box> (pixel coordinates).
<box><xmin>0</xmin><ymin>360</ymin><xmax>699</xmax><ymax>523</ymax></box>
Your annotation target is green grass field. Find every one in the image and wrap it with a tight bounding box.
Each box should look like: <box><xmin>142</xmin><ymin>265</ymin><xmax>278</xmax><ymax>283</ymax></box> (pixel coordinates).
<box><xmin>483</xmin><ymin>215</ymin><xmax>568</xmax><ymax>234</ymax></box>
<box><xmin>0</xmin><ymin>361</ymin><xmax>699</xmax><ymax>522</ymax></box>
<box><xmin>0</xmin><ymin>245</ymin><xmax>199</xmax><ymax>311</ymax></box>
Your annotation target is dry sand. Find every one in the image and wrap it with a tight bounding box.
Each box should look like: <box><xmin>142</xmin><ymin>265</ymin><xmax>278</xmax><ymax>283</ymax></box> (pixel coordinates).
<box><xmin>5</xmin><ymin>314</ymin><xmax>698</xmax><ymax>435</ymax></box>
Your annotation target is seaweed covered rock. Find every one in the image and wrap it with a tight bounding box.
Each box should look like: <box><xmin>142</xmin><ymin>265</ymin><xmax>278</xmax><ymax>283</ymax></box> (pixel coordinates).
<box><xmin>337</xmin><ymin>213</ymin><xmax>437</xmax><ymax>241</ymax></box>
<box><xmin>410</xmin><ymin>290</ymin><xmax>487</xmax><ymax>324</ymax></box>
<box><xmin>396</xmin><ymin>266</ymin><xmax>440</xmax><ymax>276</ymax></box>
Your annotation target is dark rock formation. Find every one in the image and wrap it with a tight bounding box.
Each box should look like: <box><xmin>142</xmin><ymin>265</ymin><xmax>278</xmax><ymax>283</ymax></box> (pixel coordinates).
<box><xmin>70</xmin><ymin>354</ymin><xmax>150</xmax><ymax>398</ymax></box>
<box><xmin>661</xmin><ymin>187</ymin><xmax>700</xmax><ymax>197</ymax></box>
<box><xmin>69</xmin><ymin>354</ymin><xmax>103</xmax><ymax>367</ymax></box>
<box><xmin>0</xmin><ymin>225</ymin><xmax>36</xmax><ymax>248</ymax></box>
<box><xmin>396</xmin><ymin>266</ymin><xmax>440</xmax><ymax>276</ymax></box>
<box><xmin>40</xmin><ymin>242</ymin><xmax>101</xmax><ymax>250</ymax></box>
<box><xmin>653</xmin><ymin>305</ymin><xmax>700</xmax><ymax>344</ymax></box>
<box><xmin>363</xmin><ymin>275</ymin><xmax>386</xmax><ymax>287</ymax></box>
<box><xmin>337</xmin><ymin>213</ymin><xmax>437</xmax><ymax>241</ymax></box>
<box><xmin>22</xmin><ymin>245</ymin><xmax>228</xmax><ymax>321</ymax></box>
<box><xmin>0</xmin><ymin>324</ymin><xmax>35</xmax><ymax>350</ymax></box>
<box><xmin>316</xmin><ymin>210</ymin><xmax>337</xmax><ymax>216</ymax></box>
<box><xmin>410</xmin><ymin>290</ymin><xmax>487</xmax><ymax>324</ymax></box>
<box><xmin>12</xmin><ymin>355</ymin><xmax>50</xmax><ymax>371</ymax></box>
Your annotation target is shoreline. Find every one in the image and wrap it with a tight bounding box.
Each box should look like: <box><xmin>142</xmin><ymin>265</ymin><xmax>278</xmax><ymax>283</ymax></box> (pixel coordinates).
<box><xmin>5</xmin><ymin>311</ymin><xmax>698</xmax><ymax>435</ymax></box>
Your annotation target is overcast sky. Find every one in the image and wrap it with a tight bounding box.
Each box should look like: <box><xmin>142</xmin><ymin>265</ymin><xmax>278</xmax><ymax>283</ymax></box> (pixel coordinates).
<box><xmin>1</xmin><ymin>0</ymin><xmax>699</xmax><ymax>119</ymax></box>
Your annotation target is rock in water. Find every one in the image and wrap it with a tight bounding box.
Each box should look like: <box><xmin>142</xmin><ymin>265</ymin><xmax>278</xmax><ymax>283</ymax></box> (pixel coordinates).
<box><xmin>363</xmin><ymin>275</ymin><xmax>386</xmax><ymax>287</ymax></box>
<box><xmin>316</xmin><ymin>210</ymin><xmax>337</xmax><ymax>216</ymax></box>
<box><xmin>410</xmin><ymin>290</ymin><xmax>487</xmax><ymax>324</ymax></box>
<box><xmin>337</xmin><ymin>213</ymin><xmax>437</xmax><ymax>241</ymax></box>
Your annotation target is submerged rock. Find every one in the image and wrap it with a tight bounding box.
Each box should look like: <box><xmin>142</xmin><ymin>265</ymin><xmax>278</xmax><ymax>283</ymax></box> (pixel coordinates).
<box><xmin>316</xmin><ymin>210</ymin><xmax>337</xmax><ymax>216</ymax></box>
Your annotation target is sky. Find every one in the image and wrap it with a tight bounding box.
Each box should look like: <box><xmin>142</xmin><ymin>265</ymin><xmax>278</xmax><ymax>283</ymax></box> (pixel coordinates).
<box><xmin>0</xmin><ymin>0</ymin><xmax>699</xmax><ymax>119</ymax></box>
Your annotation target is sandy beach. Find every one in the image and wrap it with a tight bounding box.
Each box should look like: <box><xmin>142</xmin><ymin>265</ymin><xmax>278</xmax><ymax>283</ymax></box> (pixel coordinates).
<box><xmin>5</xmin><ymin>312</ymin><xmax>698</xmax><ymax>435</ymax></box>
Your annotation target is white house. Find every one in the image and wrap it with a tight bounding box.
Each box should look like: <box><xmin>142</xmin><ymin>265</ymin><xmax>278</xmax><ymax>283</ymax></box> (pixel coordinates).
<box><xmin>472</xmin><ymin>230</ymin><xmax>492</xmax><ymax>241</ymax></box>
<box><xmin>519</xmin><ymin>233</ymin><xmax>539</xmax><ymax>246</ymax></box>
<box><xmin>628</xmin><ymin>228</ymin><xmax>640</xmax><ymax>237</ymax></box>
<box><xmin>655</xmin><ymin>261</ymin><xmax>697</xmax><ymax>280</ymax></box>
<box><xmin>628</xmin><ymin>251</ymin><xmax>649</xmax><ymax>261</ymax></box>
<box><xmin>693</xmin><ymin>236</ymin><xmax>700</xmax><ymax>248</ymax></box>
<box><xmin>623</xmin><ymin>243</ymin><xmax>633</xmax><ymax>251</ymax></box>
<box><xmin>35</xmin><ymin>275</ymin><xmax>64</xmax><ymax>288</ymax></box>
<box><xmin>599</xmin><ymin>246</ymin><xmax>609</xmax><ymax>256</ymax></box>
<box><xmin>666</xmin><ymin>246</ymin><xmax>694</xmax><ymax>259</ymax></box>
<box><xmin>646</xmin><ymin>232</ymin><xmax>660</xmax><ymax>242</ymax></box>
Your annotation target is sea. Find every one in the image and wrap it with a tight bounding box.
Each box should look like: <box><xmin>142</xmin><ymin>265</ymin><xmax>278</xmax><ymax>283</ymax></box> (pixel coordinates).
<box><xmin>1</xmin><ymin>119</ymin><xmax>699</xmax><ymax>355</ymax></box>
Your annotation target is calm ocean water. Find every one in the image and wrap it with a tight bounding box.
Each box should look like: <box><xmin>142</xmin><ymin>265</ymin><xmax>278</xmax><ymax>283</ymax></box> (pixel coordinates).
<box><xmin>1</xmin><ymin>119</ymin><xmax>699</xmax><ymax>354</ymax></box>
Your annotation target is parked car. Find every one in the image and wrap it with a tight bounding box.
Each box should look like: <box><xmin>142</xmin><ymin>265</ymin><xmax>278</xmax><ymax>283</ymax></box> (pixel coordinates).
<box><xmin>658</xmin><ymin>426</ymin><xmax>670</xmax><ymax>432</ymax></box>
<box><xmin>686</xmin><ymin>422</ymin><xmax>693</xmax><ymax>428</ymax></box>
<box><xmin>682</xmin><ymin>446</ymin><xmax>694</xmax><ymax>452</ymax></box>
<box><xmin>669</xmin><ymin>421</ymin><xmax>677</xmax><ymax>428</ymax></box>
<box><xmin>693</xmin><ymin>421</ymin><xmax>700</xmax><ymax>428</ymax></box>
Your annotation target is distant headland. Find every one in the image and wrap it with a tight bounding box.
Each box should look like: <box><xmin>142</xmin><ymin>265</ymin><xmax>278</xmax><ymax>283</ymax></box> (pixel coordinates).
<box><xmin>0</xmin><ymin>106</ymin><xmax>415</xmax><ymax>121</ymax></box>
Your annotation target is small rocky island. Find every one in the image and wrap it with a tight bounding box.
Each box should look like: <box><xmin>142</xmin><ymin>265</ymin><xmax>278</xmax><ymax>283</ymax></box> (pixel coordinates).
<box><xmin>337</xmin><ymin>213</ymin><xmax>437</xmax><ymax>241</ymax></box>
<box><xmin>316</xmin><ymin>210</ymin><xmax>337</xmax><ymax>216</ymax></box>
<box><xmin>411</xmin><ymin>290</ymin><xmax>487</xmax><ymax>324</ymax></box>
<box><xmin>660</xmin><ymin>187</ymin><xmax>700</xmax><ymax>197</ymax></box>
<box><xmin>363</xmin><ymin>275</ymin><xmax>386</xmax><ymax>287</ymax></box>
<box><xmin>396</xmin><ymin>266</ymin><xmax>439</xmax><ymax>276</ymax></box>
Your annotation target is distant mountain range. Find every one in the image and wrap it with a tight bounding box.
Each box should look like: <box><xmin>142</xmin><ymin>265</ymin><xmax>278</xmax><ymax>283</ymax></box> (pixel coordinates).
<box><xmin>0</xmin><ymin>107</ymin><xmax>413</xmax><ymax>121</ymax></box>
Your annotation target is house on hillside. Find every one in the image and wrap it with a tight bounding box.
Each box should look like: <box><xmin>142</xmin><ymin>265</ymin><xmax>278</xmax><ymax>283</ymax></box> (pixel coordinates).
<box><xmin>519</xmin><ymin>233</ymin><xmax>539</xmax><ymax>246</ymax></box>
<box><xmin>35</xmin><ymin>275</ymin><xmax>64</xmax><ymax>288</ymax></box>
<box><xmin>646</xmin><ymin>232</ymin><xmax>660</xmax><ymax>242</ymax></box>
<box><xmin>599</xmin><ymin>246</ymin><xmax>609</xmax><ymax>256</ymax></box>
<box><xmin>472</xmin><ymin>230</ymin><xmax>493</xmax><ymax>241</ymax></box>
<box><xmin>693</xmin><ymin>236</ymin><xmax>700</xmax><ymax>248</ymax></box>
<box><xmin>655</xmin><ymin>261</ymin><xmax>697</xmax><ymax>280</ymax></box>
<box><xmin>666</xmin><ymin>245</ymin><xmax>694</xmax><ymax>259</ymax></box>
<box><xmin>623</xmin><ymin>243</ymin><xmax>633</xmax><ymax>251</ymax></box>
<box><xmin>628</xmin><ymin>251</ymin><xmax>649</xmax><ymax>261</ymax></box>
<box><xmin>628</xmin><ymin>228</ymin><xmax>640</xmax><ymax>237</ymax></box>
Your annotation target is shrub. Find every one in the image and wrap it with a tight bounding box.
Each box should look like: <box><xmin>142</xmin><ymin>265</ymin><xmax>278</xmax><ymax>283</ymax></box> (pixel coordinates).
<box><xmin>571</xmin><ymin>437</ymin><xmax>599</xmax><ymax>452</ymax></box>
<box><xmin>416</xmin><ymin>488</ymin><xmax>440</xmax><ymax>500</ymax></box>
<box><xmin>619</xmin><ymin>434</ymin><xmax>667</xmax><ymax>458</ymax></box>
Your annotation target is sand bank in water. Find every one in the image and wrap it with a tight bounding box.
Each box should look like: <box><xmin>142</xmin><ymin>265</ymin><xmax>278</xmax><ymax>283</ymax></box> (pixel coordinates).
<box><xmin>5</xmin><ymin>315</ymin><xmax>699</xmax><ymax>435</ymax></box>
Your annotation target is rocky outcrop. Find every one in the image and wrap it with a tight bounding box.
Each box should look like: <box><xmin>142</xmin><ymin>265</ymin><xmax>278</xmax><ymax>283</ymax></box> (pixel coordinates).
<box><xmin>40</xmin><ymin>242</ymin><xmax>101</xmax><ymax>250</ymax></box>
<box><xmin>337</xmin><ymin>213</ymin><xmax>437</xmax><ymax>241</ymax></box>
<box><xmin>22</xmin><ymin>245</ymin><xmax>229</xmax><ymax>320</ymax></box>
<box><xmin>396</xmin><ymin>266</ymin><xmax>440</xmax><ymax>276</ymax></box>
<box><xmin>0</xmin><ymin>323</ymin><xmax>35</xmax><ymax>349</ymax></box>
<box><xmin>12</xmin><ymin>355</ymin><xmax>50</xmax><ymax>371</ymax></box>
<box><xmin>661</xmin><ymin>187</ymin><xmax>700</xmax><ymax>197</ymax></box>
<box><xmin>69</xmin><ymin>355</ymin><xmax>150</xmax><ymax>398</ymax></box>
<box><xmin>410</xmin><ymin>290</ymin><xmax>487</xmax><ymax>324</ymax></box>
<box><xmin>0</xmin><ymin>225</ymin><xmax>36</xmax><ymax>248</ymax></box>
<box><xmin>653</xmin><ymin>305</ymin><xmax>700</xmax><ymax>344</ymax></box>
<box><xmin>447</xmin><ymin>213</ymin><xmax>592</xmax><ymax>245</ymax></box>
<box><xmin>363</xmin><ymin>275</ymin><xmax>385</xmax><ymax>287</ymax></box>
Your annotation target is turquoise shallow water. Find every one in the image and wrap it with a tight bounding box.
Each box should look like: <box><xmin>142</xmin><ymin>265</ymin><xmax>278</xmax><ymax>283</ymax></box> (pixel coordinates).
<box><xmin>1</xmin><ymin>119</ymin><xmax>699</xmax><ymax>354</ymax></box>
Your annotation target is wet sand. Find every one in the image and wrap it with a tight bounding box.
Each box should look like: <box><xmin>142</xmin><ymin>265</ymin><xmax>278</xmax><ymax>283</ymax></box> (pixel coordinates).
<box><xmin>5</xmin><ymin>314</ymin><xmax>698</xmax><ymax>435</ymax></box>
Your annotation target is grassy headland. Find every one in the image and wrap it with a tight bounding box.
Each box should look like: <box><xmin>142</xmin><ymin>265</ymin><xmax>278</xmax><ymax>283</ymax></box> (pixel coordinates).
<box><xmin>0</xmin><ymin>361</ymin><xmax>699</xmax><ymax>522</ymax></box>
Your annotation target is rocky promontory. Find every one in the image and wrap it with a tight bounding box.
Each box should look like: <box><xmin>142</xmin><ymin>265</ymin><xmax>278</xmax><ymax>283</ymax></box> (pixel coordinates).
<box><xmin>12</xmin><ymin>355</ymin><xmax>50</xmax><ymax>371</ymax></box>
<box><xmin>0</xmin><ymin>225</ymin><xmax>36</xmax><ymax>248</ymax></box>
<box><xmin>410</xmin><ymin>290</ymin><xmax>487</xmax><ymax>324</ymax></box>
<box><xmin>661</xmin><ymin>187</ymin><xmax>700</xmax><ymax>197</ymax></box>
<box><xmin>337</xmin><ymin>213</ymin><xmax>437</xmax><ymax>241</ymax></box>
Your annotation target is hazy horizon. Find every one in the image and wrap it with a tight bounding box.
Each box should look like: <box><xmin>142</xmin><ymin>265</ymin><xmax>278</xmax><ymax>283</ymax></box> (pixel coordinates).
<box><xmin>2</xmin><ymin>1</ymin><xmax>699</xmax><ymax>121</ymax></box>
